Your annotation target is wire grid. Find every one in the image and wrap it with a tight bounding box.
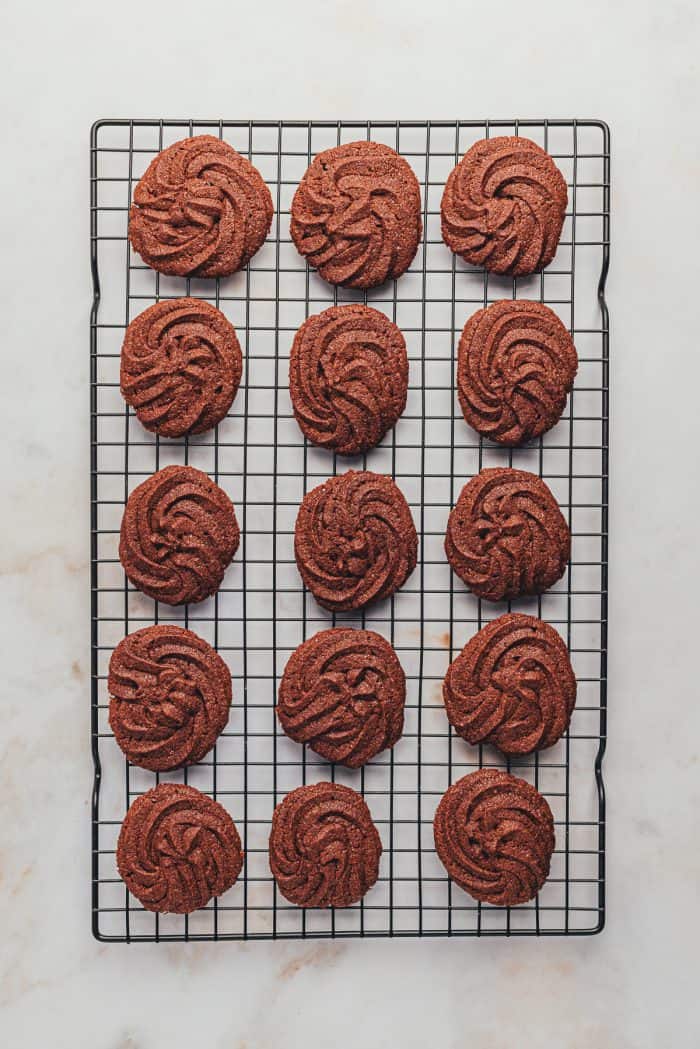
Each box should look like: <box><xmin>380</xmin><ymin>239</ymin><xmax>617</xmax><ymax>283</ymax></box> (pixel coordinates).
<box><xmin>90</xmin><ymin>118</ymin><xmax>609</xmax><ymax>941</ymax></box>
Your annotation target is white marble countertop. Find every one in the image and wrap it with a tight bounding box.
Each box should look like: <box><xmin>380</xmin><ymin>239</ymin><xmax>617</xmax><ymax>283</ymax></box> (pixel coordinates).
<box><xmin>2</xmin><ymin>1</ymin><xmax>699</xmax><ymax>1046</ymax></box>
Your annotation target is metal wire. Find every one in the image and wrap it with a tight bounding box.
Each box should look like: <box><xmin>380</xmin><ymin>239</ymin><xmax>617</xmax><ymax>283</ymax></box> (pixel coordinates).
<box><xmin>90</xmin><ymin>118</ymin><xmax>610</xmax><ymax>941</ymax></box>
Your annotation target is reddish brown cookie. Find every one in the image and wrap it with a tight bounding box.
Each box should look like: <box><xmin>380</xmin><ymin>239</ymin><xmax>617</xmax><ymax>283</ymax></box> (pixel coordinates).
<box><xmin>443</xmin><ymin>614</ymin><xmax>576</xmax><ymax>755</ymax></box>
<box><xmin>457</xmin><ymin>300</ymin><xmax>578</xmax><ymax>445</ymax></box>
<box><xmin>117</xmin><ymin>783</ymin><xmax>243</xmax><ymax>913</ymax></box>
<box><xmin>269</xmin><ymin>782</ymin><xmax>382</xmax><ymax>907</ymax></box>
<box><xmin>433</xmin><ymin>769</ymin><xmax>555</xmax><ymax>906</ymax></box>
<box><xmin>445</xmin><ymin>468</ymin><xmax>569</xmax><ymax>601</ymax></box>
<box><xmin>278</xmin><ymin>629</ymin><xmax>405</xmax><ymax>768</ymax></box>
<box><xmin>441</xmin><ymin>136</ymin><xmax>567</xmax><ymax>276</ymax></box>
<box><xmin>290</xmin><ymin>141</ymin><xmax>422</xmax><ymax>289</ymax></box>
<box><xmin>294</xmin><ymin>471</ymin><xmax>418</xmax><ymax>612</ymax></box>
<box><xmin>108</xmin><ymin>625</ymin><xmax>232</xmax><ymax>771</ymax></box>
<box><xmin>128</xmin><ymin>135</ymin><xmax>273</xmax><ymax>277</ymax></box>
<box><xmin>289</xmin><ymin>305</ymin><xmax>408</xmax><ymax>455</ymax></box>
<box><xmin>119</xmin><ymin>465</ymin><xmax>239</xmax><ymax>605</ymax></box>
<box><xmin>120</xmin><ymin>298</ymin><xmax>243</xmax><ymax>438</ymax></box>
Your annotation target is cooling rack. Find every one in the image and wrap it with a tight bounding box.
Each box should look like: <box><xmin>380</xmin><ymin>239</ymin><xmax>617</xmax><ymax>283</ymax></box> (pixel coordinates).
<box><xmin>90</xmin><ymin>118</ymin><xmax>610</xmax><ymax>940</ymax></box>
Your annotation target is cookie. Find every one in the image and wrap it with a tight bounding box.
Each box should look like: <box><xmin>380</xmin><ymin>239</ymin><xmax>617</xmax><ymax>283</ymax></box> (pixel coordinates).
<box><xmin>119</xmin><ymin>465</ymin><xmax>239</xmax><ymax>605</ymax></box>
<box><xmin>441</xmin><ymin>136</ymin><xmax>567</xmax><ymax>276</ymax></box>
<box><xmin>433</xmin><ymin>769</ymin><xmax>554</xmax><ymax>906</ymax></box>
<box><xmin>289</xmin><ymin>305</ymin><xmax>408</xmax><ymax>455</ymax></box>
<box><xmin>108</xmin><ymin>625</ymin><xmax>232</xmax><ymax>771</ymax></box>
<box><xmin>443</xmin><ymin>614</ymin><xmax>576</xmax><ymax>754</ymax></box>
<box><xmin>294</xmin><ymin>470</ymin><xmax>418</xmax><ymax>612</ymax></box>
<box><xmin>290</xmin><ymin>141</ymin><xmax>422</xmax><ymax>289</ymax></box>
<box><xmin>445</xmin><ymin>468</ymin><xmax>569</xmax><ymax>601</ymax></box>
<box><xmin>278</xmin><ymin>629</ymin><xmax>405</xmax><ymax>767</ymax></box>
<box><xmin>128</xmin><ymin>135</ymin><xmax>273</xmax><ymax>277</ymax></box>
<box><xmin>457</xmin><ymin>300</ymin><xmax>578</xmax><ymax>445</ymax></box>
<box><xmin>120</xmin><ymin>298</ymin><xmax>243</xmax><ymax>438</ymax></box>
<box><xmin>117</xmin><ymin>783</ymin><xmax>243</xmax><ymax>913</ymax></box>
<box><xmin>269</xmin><ymin>782</ymin><xmax>382</xmax><ymax>908</ymax></box>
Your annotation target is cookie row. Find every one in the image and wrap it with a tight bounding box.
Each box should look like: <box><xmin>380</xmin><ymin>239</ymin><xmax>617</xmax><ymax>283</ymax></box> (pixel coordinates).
<box><xmin>128</xmin><ymin>134</ymin><xmax>568</xmax><ymax>287</ymax></box>
<box><xmin>121</xmin><ymin>297</ymin><xmax>577</xmax><ymax>449</ymax></box>
<box><xmin>118</xmin><ymin>772</ymin><xmax>555</xmax><ymax>915</ymax></box>
<box><xmin>118</xmin><ymin>465</ymin><xmax>569</xmax><ymax>607</ymax></box>
<box><xmin>110</xmin><ymin>616</ymin><xmax>575</xmax><ymax>773</ymax></box>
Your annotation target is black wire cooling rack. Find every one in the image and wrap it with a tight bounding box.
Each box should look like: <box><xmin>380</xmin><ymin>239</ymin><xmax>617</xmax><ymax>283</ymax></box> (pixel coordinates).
<box><xmin>90</xmin><ymin>118</ymin><xmax>610</xmax><ymax>941</ymax></box>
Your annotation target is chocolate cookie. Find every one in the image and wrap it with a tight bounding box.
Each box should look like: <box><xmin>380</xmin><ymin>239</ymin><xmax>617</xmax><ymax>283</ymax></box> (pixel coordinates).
<box><xmin>278</xmin><ymin>629</ymin><xmax>405</xmax><ymax>767</ymax></box>
<box><xmin>119</xmin><ymin>465</ymin><xmax>239</xmax><ymax>605</ymax></box>
<box><xmin>128</xmin><ymin>135</ymin><xmax>273</xmax><ymax>277</ymax></box>
<box><xmin>457</xmin><ymin>300</ymin><xmax>578</xmax><ymax>445</ymax></box>
<box><xmin>445</xmin><ymin>468</ymin><xmax>569</xmax><ymax>601</ymax></box>
<box><xmin>433</xmin><ymin>769</ymin><xmax>555</xmax><ymax>906</ymax></box>
<box><xmin>443</xmin><ymin>614</ymin><xmax>576</xmax><ymax>755</ymax></box>
<box><xmin>120</xmin><ymin>298</ymin><xmax>243</xmax><ymax>438</ymax></box>
<box><xmin>441</xmin><ymin>136</ymin><xmax>567</xmax><ymax>276</ymax></box>
<box><xmin>117</xmin><ymin>783</ymin><xmax>243</xmax><ymax>913</ymax></box>
<box><xmin>290</xmin><ymin>141</ymin><xmax>422</xmax><ymax>289</ymax></box>
<box><xmin>294</xmin><ymin>471</ymin><xmax>418</xmax><ymax>612</ymax></box>
<box><xmin>269</xmin><ymin>782</ymin><xmax>382</xmax><ymax>908</ymax></box>
<box><xmin>289</xmin><ymin>305</ymin><xmax>408</xmax><ymax>455</ymax></box>
<box><xmin>108</xmin><ymin>625</ymin><xmax>232</xmax><ymax>771</ymax></box>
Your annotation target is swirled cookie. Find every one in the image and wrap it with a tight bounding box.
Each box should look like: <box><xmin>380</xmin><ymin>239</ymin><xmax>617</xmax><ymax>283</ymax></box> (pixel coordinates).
<box><xmin>289</xmin><ymin>305</ymin><xmax>408</xmax><ymax>455</ymax></box>
<box><xmin>117</xmin><ymin>784</ymin><xmax>243</xmax><ymax>913</ymax></box>
<box><xmin>441</xmin><ymin>136</ymin><xmax>567</xmax><ymax>276</ymax></box>
<box><xmin>128</xmin><ymin>135</ymin><xmax>273</xmax><ymax>277</ymax></box>
<box><xmin>119</xmin><ymin>465</ymin><xmax>239</xmax><ymax>605</ymax></box>
<box><xmin>445</xmin><ymin>468</ymin><xmax>569</xmax><ymax>601</ymax></box>
<box><xmin>294</xmin><ymin>471</ymin><xmax>418</xmax><ymax>612</ymax></box>
<box><xmin>443</xmin><ymin>614</ymin><xmax>576</xmax><ymax>754</ymax></box>
<box><xmin>108</xmin><ymin>625</ymin><xmax>232</xmax><ymax>771</ymax></box>
<box><xmin>457</xmin><ymin>300</ymin><xmax>577</xmax><ymax>445</ymax></box>
<box><xmin>433</xmin><ymin>769</ymin><xmax>554</xmax><ymax>906</ymax></box>
<box><xmin>269</xmin><ymin>782</ymin><xmax>382</xmax><ymax>907</ymax></box>
<box><xmin>278</xmin><ymin>629</ymin><xmax>405</xmax><ymax>767</ymax></box>
<box><xmin>120</xmin><ymin>298</ymin><xmax>243</xmax><ymax>438</ymax></box>
<box><xmin>290</xmin><ymin>141</ymin><xmax>422</xmax><ymax>289</ymax></box>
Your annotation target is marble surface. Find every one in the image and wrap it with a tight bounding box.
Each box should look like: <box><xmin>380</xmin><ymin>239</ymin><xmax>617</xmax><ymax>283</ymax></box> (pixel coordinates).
<box><xmin>2</xmin><ymin>0</ymin><xmax>699</xmax><ymax>1045</ymax></box>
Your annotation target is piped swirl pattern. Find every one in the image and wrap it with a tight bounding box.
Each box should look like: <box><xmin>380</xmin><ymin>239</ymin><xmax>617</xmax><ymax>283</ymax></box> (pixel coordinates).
<box><xmin>120</xmin><ymin>298</ymin><xmax>242</xmax><ymax>438</ymax></box>
<box><xmin>290</xmin><ymin>141</ymin><xmax>422</xmax><ymax>289</ymax></box>
<box><xmin>117</xmin><ymin>783</ymin><xmax>243</xmax><ymax>913</ymax></box>
<box><xmin>128</xmin><ymin>135</ymin><xmax>273</xmax><ymax>277</ymax></box>
<box><xmin>433</xmin><ymin>769</ymin><xmax>555</xmax><ymax>906</ymax></box>
<box><xmin>441</xmin><ymin>136</ymin><xmax>567</xmax><ymax>276</ymax></box>
<box><xmin>289</xmin><ymin>305</ymin><xmax>408</xmax><ymax>455</ymax></box>
<box><xmin>269</xmin><ymin>782</ymin><xmax>382</xmax><ymax>908</ymax></box>
<box><xmin>444</xmin><ymin>468</ymin><xmax>570</xmax><ymax>601</ymax></box>
<box><xmin>294</xmin><ymin>471</ymin><xmax>418</xmax><ymax>612</ymax></box>
<box><xmin>108</xmin><ymin>625</ymin><xmax>232</xmax><ymax>771</ymax></box>
<box><xmin>443</xmin><ymin>614</ymin><xmax>576</xmax><ymax>755</ymax></box>
<box><xmin>119</xmin><ymin>465</ymin><xmax>239</xmax><ymax>605</ymax></box>
<box><xmin>278</xmin><ymin>628</ymin><xmax>405</xmax><ymax>767</ymax></box>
